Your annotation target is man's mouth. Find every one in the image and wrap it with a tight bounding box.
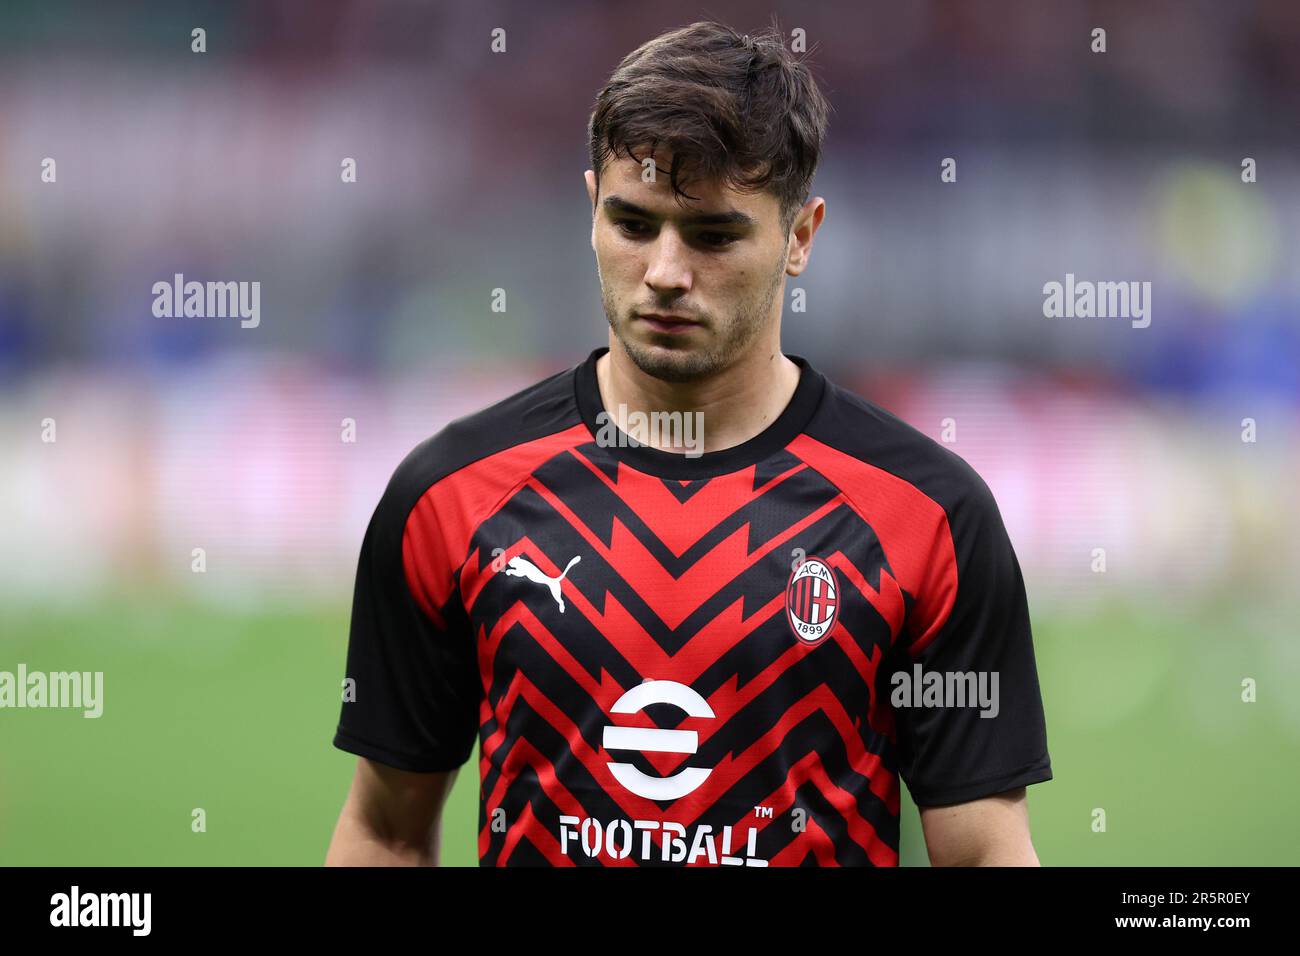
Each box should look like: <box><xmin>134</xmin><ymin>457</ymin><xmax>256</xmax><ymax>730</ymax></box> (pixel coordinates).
<box><xmin>636</xmin><ymin>312</ymin><xmax>699</xmax><ymax>334</ymax></box>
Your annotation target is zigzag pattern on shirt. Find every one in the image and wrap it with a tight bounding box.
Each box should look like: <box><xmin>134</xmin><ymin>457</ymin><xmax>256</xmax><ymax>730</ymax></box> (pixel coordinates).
<box><xmin>460</xmin><ymin>441</ymin><xmax>913</xmax><ymax>866</ymax></box>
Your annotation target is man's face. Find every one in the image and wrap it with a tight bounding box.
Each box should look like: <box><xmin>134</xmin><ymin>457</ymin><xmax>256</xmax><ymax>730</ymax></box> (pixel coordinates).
<box><xmin>585</xmin><ymin>150</ymin><xmax>793</xmax><ymax>384</ymax></box>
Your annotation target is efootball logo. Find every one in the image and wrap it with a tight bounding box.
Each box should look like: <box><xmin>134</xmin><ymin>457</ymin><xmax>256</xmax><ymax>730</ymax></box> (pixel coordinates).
<box><xmin>786</xmin><ymin>557</ymin><xmax>839</xmax><ymax>644</ymax></box>
<box><xmin>603</xmin><ymin>680</ymin><xmax>715</xmax><ymax>800</ymax></box>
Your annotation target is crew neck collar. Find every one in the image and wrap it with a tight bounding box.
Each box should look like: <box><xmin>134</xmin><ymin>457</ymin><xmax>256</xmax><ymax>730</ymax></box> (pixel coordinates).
<box><xmin>573</xmin><ymin>345</ymin><xmax>826</xmax><ymax>480</ymax></box>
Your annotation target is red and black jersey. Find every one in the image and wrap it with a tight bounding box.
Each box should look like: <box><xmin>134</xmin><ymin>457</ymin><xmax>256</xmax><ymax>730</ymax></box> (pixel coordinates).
<box><xmin>334</xmin><ymin>346</ymin><xmax>1052</xmax><ymax>866</ymax></box>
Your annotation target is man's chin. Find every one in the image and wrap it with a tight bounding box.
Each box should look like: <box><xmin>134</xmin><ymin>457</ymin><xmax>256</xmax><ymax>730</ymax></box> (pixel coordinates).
<box><xmin>620</xmin><ymin>334</ymin><xmax>717</xmax><ymax>384</ymax></box>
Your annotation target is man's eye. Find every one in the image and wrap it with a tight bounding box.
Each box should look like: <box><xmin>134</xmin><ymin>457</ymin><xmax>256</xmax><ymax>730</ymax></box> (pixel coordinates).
<box><xmin>698</xmin><ymin>232</ymin><xmax>738</xmax><ymax>247</ymax></box>
<box><xmin>615</xmin><ymin>219</ymin><xmax>650</xmax><ymax>236</ymax></box>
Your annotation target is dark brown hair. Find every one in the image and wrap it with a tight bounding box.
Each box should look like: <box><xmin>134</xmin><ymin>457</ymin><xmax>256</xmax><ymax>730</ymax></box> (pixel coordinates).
<box><xmin>588</xmin><ymin>18</ymin><xmax>831</xmax><ymax>235</ymax></box>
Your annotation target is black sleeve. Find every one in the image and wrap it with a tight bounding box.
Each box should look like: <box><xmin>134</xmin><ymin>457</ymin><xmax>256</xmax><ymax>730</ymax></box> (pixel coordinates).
<box><xmin>332</xmin><ymin>479</ymin><xmax>479</xmax><ymax>773</ymax></box>
<box><xmin>891</xmin><ymin>475</ymin><xmax>1052</xmax><ymax>807</ymax></box>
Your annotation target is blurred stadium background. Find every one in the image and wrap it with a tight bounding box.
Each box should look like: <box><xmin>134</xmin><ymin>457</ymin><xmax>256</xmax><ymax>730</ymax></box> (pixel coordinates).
<box><xmin>2</xmin><ymin>0</ymin><xmax>1298</xmax><ymax>865</ymax></box>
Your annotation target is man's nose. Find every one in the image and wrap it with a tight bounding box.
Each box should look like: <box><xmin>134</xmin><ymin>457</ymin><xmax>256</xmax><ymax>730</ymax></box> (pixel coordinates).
<box><xmin>643</xmin><ymin>229</ymin><xmax>693</xmax><ymax>295</ymax></box>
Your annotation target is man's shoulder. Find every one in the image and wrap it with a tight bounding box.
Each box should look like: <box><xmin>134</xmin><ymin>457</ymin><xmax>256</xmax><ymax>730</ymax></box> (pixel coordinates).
<box><xmin>803</xmin><ymin>373</ymin><xmax>997</xmax><ymax>519</ymax></box>
<box><xmin>379</xmin><ymin>359</ymin><xmax>585</xmax><ymax>516</ymax></box>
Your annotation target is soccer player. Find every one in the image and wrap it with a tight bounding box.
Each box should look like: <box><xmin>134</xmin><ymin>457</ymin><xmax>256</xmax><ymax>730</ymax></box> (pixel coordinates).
<box><xmin>326</xmin><ymin>20</ymin><xmax>1051</xmax><ymax>867</ymax></box>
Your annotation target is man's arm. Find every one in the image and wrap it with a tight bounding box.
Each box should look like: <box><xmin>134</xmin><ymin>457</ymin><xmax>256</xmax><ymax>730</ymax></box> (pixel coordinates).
<box><xmin>919</xmin><ymin>787</ymin><xmax>1040</xmax><ymax>866</ymax></box>
<box><xmin>326</xmin><ymin>757</ymin><xmax>458</xmax><ymax>866</ymax></box>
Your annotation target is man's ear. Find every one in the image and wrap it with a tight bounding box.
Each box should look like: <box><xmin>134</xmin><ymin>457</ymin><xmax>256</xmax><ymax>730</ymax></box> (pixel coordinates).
<box><xmin>785</xmin><ymin>196</ymin><xmax>826</xmax><ymax>277</ymax></box>
<box><xmin>585</xmin><ymin>170</ymin><xmax>598</xmax><ymax>251</ymax></box>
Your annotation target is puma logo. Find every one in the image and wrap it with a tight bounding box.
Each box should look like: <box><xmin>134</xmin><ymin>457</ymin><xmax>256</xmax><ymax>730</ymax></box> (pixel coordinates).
<box><xmin>504</xmin><ymin>554</ymin><xmax>581</xmax><ymax>613</ymax></box>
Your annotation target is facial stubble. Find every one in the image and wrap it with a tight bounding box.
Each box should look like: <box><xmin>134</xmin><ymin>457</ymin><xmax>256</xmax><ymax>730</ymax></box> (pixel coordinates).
<box><xmin>598</xmin><ymin>248</ymin><xmax>788</xmax><ymax>385</ymax></box>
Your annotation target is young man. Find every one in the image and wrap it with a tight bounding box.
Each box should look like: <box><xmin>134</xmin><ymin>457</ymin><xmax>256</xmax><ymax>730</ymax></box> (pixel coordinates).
<box><xmin>327</xmin><ymin>21</ymin><xmax>1051</xmax><ymax>867</ymax></box>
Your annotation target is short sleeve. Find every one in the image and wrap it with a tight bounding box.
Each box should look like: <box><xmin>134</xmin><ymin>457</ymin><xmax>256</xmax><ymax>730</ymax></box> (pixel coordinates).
<box><xmin>890</xmin><ymin>476</ymin><xmax>1052</xmax><ymax>807</ymax></box>
<box><xmin>332</xmin><ymin>485</ymin><xmax>479</xmax><ymax>773</ymax></box>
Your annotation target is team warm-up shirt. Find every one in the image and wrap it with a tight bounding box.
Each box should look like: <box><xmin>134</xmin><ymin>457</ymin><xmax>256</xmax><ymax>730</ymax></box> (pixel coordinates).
<box><xmin>334</xmin><ymin>346</ymin><xmax>1052</xmax><ymax>866</ymax></box>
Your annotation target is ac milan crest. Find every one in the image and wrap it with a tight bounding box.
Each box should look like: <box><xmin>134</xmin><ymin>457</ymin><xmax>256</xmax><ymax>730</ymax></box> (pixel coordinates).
<box><xmin>785</xmin><ymin>557</ymin><xmax>839</xmax><ymax>644</ymax></box>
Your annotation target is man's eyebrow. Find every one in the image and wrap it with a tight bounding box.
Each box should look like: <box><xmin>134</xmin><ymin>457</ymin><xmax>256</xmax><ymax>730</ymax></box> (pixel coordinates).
<box><xmin>601</xmin><ymin>196</ymin><xmax>756</xmax><ymax>228</ymax></box>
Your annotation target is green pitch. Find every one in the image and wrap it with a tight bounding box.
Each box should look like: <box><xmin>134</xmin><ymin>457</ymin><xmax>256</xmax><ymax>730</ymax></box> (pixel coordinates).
<box><xmin>1</xmin><ymin>596</ymin><xmax>1294</xmax><ymax>865</ymax></box>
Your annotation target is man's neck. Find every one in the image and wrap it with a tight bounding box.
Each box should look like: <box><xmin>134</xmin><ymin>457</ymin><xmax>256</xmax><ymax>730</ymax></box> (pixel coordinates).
<box><xmin>595</xmin><ymin>338</ymin><xmax>803</xmax><ymax>455</ymax></box>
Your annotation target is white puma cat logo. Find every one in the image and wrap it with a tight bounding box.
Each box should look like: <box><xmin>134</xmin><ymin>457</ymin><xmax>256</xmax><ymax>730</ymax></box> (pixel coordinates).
<box><xmin>504</xmin><ymin>554</ymin><xmax>581</xmax><ymax>613</ymax></box>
